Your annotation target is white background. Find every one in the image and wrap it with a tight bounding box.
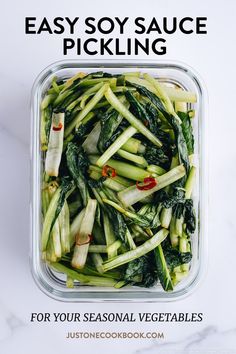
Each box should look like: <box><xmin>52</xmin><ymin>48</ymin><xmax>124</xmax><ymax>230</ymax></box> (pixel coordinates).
<box><xmin>0</xmin><ymin>0</ymin><xmax>236</xmax><ymax>353</ymax></box>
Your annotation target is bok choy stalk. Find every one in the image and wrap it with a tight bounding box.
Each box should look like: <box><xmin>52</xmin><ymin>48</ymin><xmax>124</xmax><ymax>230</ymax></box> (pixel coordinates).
<box><xmin>58</xmin><ymin>201</ymin><xmax>70</xmax><ymax>254</ymax></box>
<box><xmin>118</xmin><ymin>165</ymin><xmax>186</xmax><ymax>207</ymax></box>
<box><xmin>91</xmin><ymin>253</ymin><xmax>105</xmax><ymax>274</ymax></box>
<box><xmin>121</xmin><ymin>137</ymin><xmax>145</xmax><ymax>154</ymax></box>
<box><xmin>96</xmin><ymin>126</ymin><xmax>137</xmax><ymax>167</ymax></box>
<box><xmin>102</xmin><ymin>199</ymin><xmax>151</xmax><ymax>228</ymax></box>
<box><xmin>52</xmin><ymin>262</ymin><xmax>118</xmax><ymax>287</ymax></box>
<box><xmin>67</xmin><ymin>82</ymin><xmax>104</xmax><ymax>111</ymax></box>
<box><xmin>44</xmin><ymin>182</ymin><xmax>60</xmax><ymax>261</ymax></box>
<box><xmin>116</xmin><ymin>149</ymin><xmax>148</xmax><ymax>168</ymax></box>
<box><xmin>88</xmin><ymin>245</ymin><xmax>108</xmax><ymax>253</ymax></box>
<box><xmin>70</xmin><ymin>208</ymin><xmax>86</xmax><ymax>247</ymax></box>
<box><xmin>89</xmin><ymin>170</ymin><xmax>126</xmax><ymax>192</ymax></box>
<box><xmin>103</xmin><ymin>212</ymin><xmax>117</xmax><ymax>258</ymax></box>
<box><xmin>82</xmin><ymin>122</ymin><xmax>101</xmax><ymax>154</ymax></box>
<box><xmin>65</xmin><ymin>83</ymin><xmax>109</xmax><ymax>137</ymax></box>
<box><xmin>105</xmin><ymin>86</ymin><xmax>163</xmax><ymax>147</ymax></box>
<box><xmin>89</xmin><ymin>155</ymin><xmax>150</xmax><ymax>182</ymax></box>
<box><xmin>45</xmin><ymin>112</ymin><xmax>65</xmax><ymax>177</ymax></box>
<box><xmin>41</xmin><ymin>177</ymin><xmax>75</xmax><ymax>251</ymax></box>
<box><xmin>160</xmin><ymin>156</ymin><xmax>179</xmax><ymax>229</ymax></box>
<box><xmin>161</xmin><ymin>84</ymin><xmax>197</xmax><ymax>103</ymax></box>
<box><xmin>154</xmin><ymin>245</ymin><xmax>173</xmax><ymax>291</ymax></box>
<box><xmin>89</xmin><ymin>165</ymin><xmax>132</xmax><ymax>188</ymax></box>
<box><xmin>103</xmin><ymin>228</ymin><xmax>169</xmax><ymax>271</ymax></box>
<box><xmin>143</xmin><ymin>74</ymin><xmax>181</xmax><ymax>124</ymax></box>
<box><xmin>72</xmin><ymin>199</ymin><xmax>97</xmax><ymax>269</ymax></box>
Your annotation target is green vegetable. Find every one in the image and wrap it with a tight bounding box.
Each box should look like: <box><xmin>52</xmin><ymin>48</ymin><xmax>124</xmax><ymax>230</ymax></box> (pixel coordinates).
<box><xmin>97</xmin><ymin>107</ymin><xmax>123</xmax><ymax>152</ymax></box>
<box><xmin>103</xmin><ymin>228</ymin><xmax>169</xmax><ymax>272</ymax></box>
<box><xmin>96</xmin><ymin>126</ymin><xmax>137</xmax><ymax>167</ymax></box>
<box><xmin>169</xmin><ymin>116</ymin><xmax>190</xmax><ymax>174</ymax></box>
<box><xmin>118</xmin><ymin>165</ymin><xmax>186</xmax><ymax>207</ymax></box>
<box><xmin>58</xmin><ymin>201</ymin><xmax>70</xmax><ymax>254</ymax></box>
<box><xmin>143</xmin><ymin>73</ymin><xmax>181</xmax><ymax>124</ymax></box>
<box><xmin>66</xmin><ymin>143</ymin><xmax>90</xmax><ymax>206</ymax></box>
<box><xmin>89</xmin><ymin>155</ymin><xmax>150</xmax><ymax>182</ymax></box>
<box><xmin>125</xmin><ymin>90</ymin><xmax>159</xmax><ymax>134</ymax></box>
<box><xmin>65</xmin><ymin>83</ymin><xmax>109</xmax><ymax>137</ymax></box>
<box><xmin>52</xmin><ymin>262</ymin><xmax>118</xmax><ymax>287</ymax></box>
<box><xmin>154</xmin><ymin>245</ymin><xmax>173</xmax><ymax>291</ymax></box>
<box><xmin>71</xmin><ymin>199</ymin><xmax>97</xmax><ymax>269</ymax></box>
<box><xmin>105</xmin><ymin>86</ymin><xmax>163</xmax><ymax>147</ymax></box>
<box><xmin>103</xmin><ymin>199</ymin><xmax>151</xmax><ymax>228</ymax></box>
<box><xmin>116</xmin><ymin>149</ymin><xmax>148</xmax><ymax>168</ymax></box>
<box><xmin>40</xmin><ymin>70</ymin><xmax>197</xmax><ymax>292</ymax></box>
<box><xmin>41</xmin><ymin>177</ymin><xmax>75</xmax><ymax>251</ymax></box>
<box><xmin>124</xmin><ymin>253</ymin><xmax>158</xmax><ymax>287</ymax></box>
<box><xmin>45</xmin><ymin>112</ymin><xmax>65</xmax><ymax>177</ymax></box>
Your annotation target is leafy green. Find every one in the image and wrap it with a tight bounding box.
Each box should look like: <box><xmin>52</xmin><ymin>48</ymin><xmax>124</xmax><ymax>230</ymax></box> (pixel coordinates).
<box><xmin>154</xmin><ymin>245</ymin><xmax>173</xmax><ymax>291</ymax></box>
<box><xmin>41</xmin><ymin>70</ymin><xmax>196</xmax><ymax>291</ymax></box>
<box><xmin>144</xmin><ymin>145</ymin><xmax>170</xmax><ymax>169</ymax></box>
<box><xmin>106</xmin><ymin>208</ymin><xmax>127</xmax><ymax>244</ymax></box>
<box><xmin>125</xmin><ymin>90</ymin><xmax>159</xmax><ymax>134</ymax></box>
<box><xmin>138</xmin><ymin>203</ymin><xmax>162</xmax><ymax>229</ymax></box>
<box><xmin>97</xmin><ymin>108</ymin><xmax>122</xmax><ymax>152</ymax></box>
<box><xmin>41</xmin><ymin>176</ymin><xmax>75</xmax><ymax>251</ymax></box>
<box><xmin>184</xmin><ymin>199</ymin><xmax>196</xmax><ymax>234</ymax></box>
<box><xmin>162</xmin><ymin>238</ymin><xmax>192</xmax><ymax>271</ymax></box>
<box><xmin>53</xmin><ymin>177</ymin><xmax>74</xmax><ymax>228</ymax></box>
<box><xmin>169</xmin><ymin>116</ymin><xmax>190</xmax><ymax>174</ymax></box>
<box><xmin>155</xmin><ymin>188</ymin><xmax>185</xmax><ymax>209</ymax></box>
<box><xmin>124</xmin><ymin>253</ymin><xmax>158</xmax><ymax>287</ymax></box>
<box><xmin>66</xmin><ymin>143</ymin><xmax>90</xmax><ymax>206</ymax></box>
<box><xmin>132</xmin><ymin>84</ymin><xmax>168</xmax><ymax>117</ymax></box>
<box><xmin>178</xmin><ymin>111</ymin><xmax>194</xmax><ymax>154</ymax></box>
<box><xmin>131</xmin><ymin>84</ymin><xmax>189</xmax><ymax>173</ymax></box>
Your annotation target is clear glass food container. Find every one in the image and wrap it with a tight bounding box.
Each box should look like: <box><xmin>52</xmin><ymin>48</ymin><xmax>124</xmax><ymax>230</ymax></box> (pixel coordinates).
<box><xmin>30</xmin><ymin>60</ymin><xmax>207</xmax><ymax>302</ymax></box>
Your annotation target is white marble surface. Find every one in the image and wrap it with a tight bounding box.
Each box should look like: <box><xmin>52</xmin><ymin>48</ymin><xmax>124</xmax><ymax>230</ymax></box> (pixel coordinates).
<box><xmin>1</xmin><ymin>0</ymin><xmax>236</xmax><ymax>353</ymax></box>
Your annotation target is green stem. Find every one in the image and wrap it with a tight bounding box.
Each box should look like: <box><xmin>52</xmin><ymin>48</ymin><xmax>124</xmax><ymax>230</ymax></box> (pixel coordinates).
<box><xmin>96</xmin><ymin>126</ymin><xmax>137</xmax><ymax>167</ymax></box>
<box><xmin>185</xmin><ymin>166</ymin><xmax>196</xmax><ymax>199</ymax></box>
<box><xmin>65</xmin><ymin>83</ymin><xmax>109</xmax><ymax>137</ymax></box>
<box><xmin>116</xmin><ymin>149</ymin><xmax>148</xmax><ymax>168</ymax></box>
<box><xmin>118</xmin><ymin>165</ymin><xmax>186</xmax><ymax>207</ymax></box>
<box><xmin>105</xmin><ymin>86</ymin><xmax>162</xmax><ymax>147</ymax></box>
<box><xmin>52</xmin><ymin>263</ymin><xmax>117</xmax><ymax>287</ymax></box>
<box><xmin>103</xmin><ymin>228</ymin><xmax>169</xmax><ymax>272</ymax></box>
<box><xmin>88</xmin><ymin>245</ymin><xmax>108</xmax><ymax>253</ymax></box>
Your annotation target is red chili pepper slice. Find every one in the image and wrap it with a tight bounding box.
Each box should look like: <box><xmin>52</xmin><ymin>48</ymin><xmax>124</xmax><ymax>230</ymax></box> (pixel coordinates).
<box><xmin>76</xmin><ymin>234</ymin><xmax>93</xmax><ymax>246</ymax></box>
<box><xmin>52</xmin><ymin>122</ymin><xmax>63</xmax><ymax>131</ymax></box>
<box><xmin>102</xmin><ymin>165</ymin><xmax>117</xmax><ymax>178</ymax></box>
<box><xmin>136</xmin><ymin>177</ymin><xmax>157</xmax><ymax>191</ymax></box>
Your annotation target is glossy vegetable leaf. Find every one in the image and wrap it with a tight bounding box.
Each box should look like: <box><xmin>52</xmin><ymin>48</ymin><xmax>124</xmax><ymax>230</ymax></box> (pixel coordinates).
<box><xmin>184</xmin><ymin>199</ymin><xmax>196</xmax><ymax>234</ymax></box>
<box><xmin>154</xmin><ymin>245</ymin><xmax>174</xmax><ymax>291</ymax></box>
<box><xmin>162</xmin><ymin>238</ymin><xmax>192</xmax><ymax>271</ymax></box>
<box><xmin>169</xmin><ymin>116</ymin><xmax>190</xmax><ymax>174</ymax></box>
<box><xmin>178</xmin><ymin>111</ymin><xmax>194</xmax><ymax>154</ymax></box>
<box><xmin>66</xmin><ymin>143</ymin><xmax>90</xmax><ymax>206</ymax></box>
<box><xmin>144</xmin><ymin>145</ymin><xmax>170</xmax><ymax>169</ymax></box>
<box><xmin>97</xmin><ymin>109</ymin><xmax>122</xmax><ymax>152</ymax></box>
<box><xmin>124</xmin><ymin>253</ymin><xmax>158</xmax><ymax>288</ymax></box>
<box><xmin>125</xmin><ymin>90</ymin><xmax>159</xmax><ymax>134</ymax></box>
